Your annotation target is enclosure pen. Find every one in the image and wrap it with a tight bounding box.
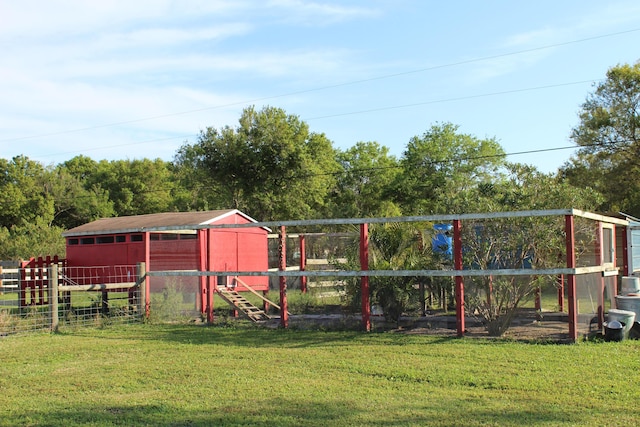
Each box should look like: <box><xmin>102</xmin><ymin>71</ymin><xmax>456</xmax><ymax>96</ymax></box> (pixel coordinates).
<box><xmin>142</xmin><ymin>208</ymin><xmax>627</xmax><ymax>343</ymax></box>
<box><xmin>1</xmin><ymin>208</ymin><xmax>629</xmax><ymax>342</ymax></box>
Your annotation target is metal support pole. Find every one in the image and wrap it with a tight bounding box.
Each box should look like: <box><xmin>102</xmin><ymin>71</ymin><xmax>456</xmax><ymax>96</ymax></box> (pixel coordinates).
<box><xmin>279</xmin><ymin>226</ymin><xmax>289</xmax><ymax>328</ymax></box>
<box><xmin>300</xmin><ymin>234</ymin><xmax>307</xmax><ymax>293</ymax></box>
<box><xmin>565</xmin><ymin>215</ymin><xmax>578</xmax><ymax>342</ymax></box>
<box><xmin>557</xmin><ymin>274</ymin><xmax>565</xmax><ymax>312</ymax></box>
<box><xmin>622</xmin><ymin>226</ymin><xmax>629</xmax><ymax>276</ymax></box>
<box><xmin>453</xmin><ymin>219</ymin><xmax>465</xmax><ymax>337</ymax></box>
<box><xmin>360</xmin><ymin>223</ymin><xmax>371</xmax><ymax>332</ymax></box>
<box><xmin>49</xmin><ymin>265</ymin><xmax>59</xmax><ymax>332</ymax></box>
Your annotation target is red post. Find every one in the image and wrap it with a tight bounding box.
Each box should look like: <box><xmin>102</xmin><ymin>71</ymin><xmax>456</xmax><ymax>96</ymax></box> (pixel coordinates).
<box><xmin>206</xmin><ymin>229</ymin><xmax>215</xmax><ymax>323</ymax></box>
<box><xmin>198</xmin><ymin>229</ymin><xmax>207</xmax><ymax>314</ymax></box>
<box><xmin>621</xmin><ymin>225</ymin><xmax>629</xmax><ymax>276</ymax></box>
<box><xmin>360</xmin><ymin>223</ymin><xmax>371</xmax><ymax>332</ymax></box>
<box><xmin>144</xmin><ymin>231</ymin><xmax>151</xmax><ymax>319</ymax></box>
<box><xmin>611</xmin><ymin>224</ymin><xmax>618</xmax><ymax>308</ymax></box>
<box><xmin>453</xmin><ymin>219</ymin><xmax>465</xmax><ymax>337</ymax></box>
<box><xmin>565</xmin><ymin>215</ymin><xmax>578</xmax><ymax>342</ymax></box>
<box><xmin>299</xmin><ymin>234</ymin><xmax>307</xmax><ymax>293</ymax></box>
<box><xmin>279</xmin><ymin>226</ymin><xmax>289</xmax><ymax>328</ymax></box>
<box><xmin>19</xmin><ymin>260</ymin><xmax>28</xmax><ymax>308</ymax></box>
<box><xmin>595</xmin><ymin>222</ymin><xmax>605</xmax><ymax>329</ymax></box>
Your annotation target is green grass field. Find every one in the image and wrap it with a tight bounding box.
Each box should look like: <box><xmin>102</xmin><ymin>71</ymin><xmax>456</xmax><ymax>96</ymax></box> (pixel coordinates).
<box><xmin>1</xmin><ymin>323</ymin><xmax>639</xmax><ymax>426</ymax></box>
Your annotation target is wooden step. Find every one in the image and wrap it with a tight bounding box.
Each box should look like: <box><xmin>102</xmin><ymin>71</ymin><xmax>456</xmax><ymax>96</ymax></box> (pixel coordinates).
<box><xmin>217</xmin><ymin>289</ymin><xmax>271</xmax><ymax>322</ymax></box>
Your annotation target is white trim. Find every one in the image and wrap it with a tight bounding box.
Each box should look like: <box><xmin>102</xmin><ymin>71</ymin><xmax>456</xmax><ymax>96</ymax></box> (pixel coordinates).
<box><xmin>199</xmin><ymin>209</ymin><xmax>271</xmax><ymax>232</ymax></box>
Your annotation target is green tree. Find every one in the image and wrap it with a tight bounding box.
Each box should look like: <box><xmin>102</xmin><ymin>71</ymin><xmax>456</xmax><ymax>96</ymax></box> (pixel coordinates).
<box><xmin>0</xmin><ymin>156</ymin><xmax>54</xmax><ymax>228</ymax></box>
<box><xmin>330</xmin><ymin>142</ymin><xmax>401</xmax><ymax>218</ymax></box>
<box><xmin>463</xmin><ymin>163</ymin><xmax>603</xmax><ymax>336</ymax></box>
<box><xmin>393</xmin><ymin>123</ymin><xmax>506</xmax><ymax>214</ymax></box>
<box><xmin>50</xmin><ymin>165</ymin><xmax>114</xmax><ymax>229</ymax></box>
<box><xmin>0</xmin><ymin>218</ymin><xmax>65</xmax><ymax>260</ymax></box>
<box><xmin>91</xmin><ymin>158</ymin><xmax>178</xmax><ymax>216</ymax></box>
<box><xmin>177</xmin><ymin>106</ymin><xmax>340</xmax><ymax>221</ymax></box>
<box><xmin>0</xmin><ymin>156</ymin><xmax>67</xmax><ymax>259</ymax></box>
<box><xmin>561</xmin><ymin>61</ymin><xmax>640</xmax><ymax>215</ymax></box>
<box><xmin>339</xmin><ymin>222</ymin><xmax>440</xmax><ymax>324</ymax></box>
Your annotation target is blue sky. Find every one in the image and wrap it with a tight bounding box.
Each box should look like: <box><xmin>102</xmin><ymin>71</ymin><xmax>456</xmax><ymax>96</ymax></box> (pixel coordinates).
<box><xmin>1</xmin><ymin>0</ymin><xmax>639</xmax><ymax>173</ymax></box>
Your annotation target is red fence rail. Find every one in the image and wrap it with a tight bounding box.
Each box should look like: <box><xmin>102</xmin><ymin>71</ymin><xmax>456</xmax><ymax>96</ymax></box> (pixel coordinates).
<box><xmin>19</xmin><ymin>256</ymin><xmax>66</xmax><ymax>307</ymax></box>
<box><xmin>19</xmin><ymin>258</ymin><xmax>138</xmax><ymax>307</ymax></box>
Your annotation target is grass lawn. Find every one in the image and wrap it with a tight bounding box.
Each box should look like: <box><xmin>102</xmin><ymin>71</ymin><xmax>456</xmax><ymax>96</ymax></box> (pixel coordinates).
<box><xmin>1</xmin><ymin>324</ymin><xmax>640</xmax><ymax>426</ymax></box>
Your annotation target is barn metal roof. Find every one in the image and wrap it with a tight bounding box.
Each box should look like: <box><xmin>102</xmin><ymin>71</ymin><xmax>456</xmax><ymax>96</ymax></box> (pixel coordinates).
<box><xmin>62</xmin><ymin>209</ymin><xmax>265</xmax><ymax>237</ymax></box>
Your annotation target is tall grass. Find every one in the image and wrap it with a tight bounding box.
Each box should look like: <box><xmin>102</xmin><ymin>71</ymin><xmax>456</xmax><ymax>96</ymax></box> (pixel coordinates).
<box><xmin>1</xmin><ymin>324</ymin><xmax>639</xmax><ymax>426</ymax></box>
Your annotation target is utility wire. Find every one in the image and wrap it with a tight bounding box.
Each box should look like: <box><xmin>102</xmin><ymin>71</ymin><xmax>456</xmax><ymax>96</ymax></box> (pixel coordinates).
<box><xmin>27</xmin><ymin>77</ymin><xmax>601</xmax><ymax>161</ymax></box>
<box><xmin>306</xmin><ymin>80</ymin><xmax>599</xmax><ymax>121</ymax></box>
<box><xmin>2</xmin><ymin>27</ymin><xmax>638</xmax><ymax>144</ymax></box>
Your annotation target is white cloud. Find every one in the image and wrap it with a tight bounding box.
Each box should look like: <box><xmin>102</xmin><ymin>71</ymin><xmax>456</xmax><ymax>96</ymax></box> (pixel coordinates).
<box><xmin>265</xmin><ymin>0</ymin><xmax>380</xmax><ymax>25</ymax></box>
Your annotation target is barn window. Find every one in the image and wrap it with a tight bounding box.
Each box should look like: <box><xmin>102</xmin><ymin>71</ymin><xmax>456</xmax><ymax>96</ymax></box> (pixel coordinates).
<box><xmin>97</xmin><ymin>236</ymin><xmax>115</xmax><ymax>244</ymax></box>
<box><xmin>68</xmin><ymin>238</ymin><xmax>79</xmax><ymax>245</ymax></box>
<box><xmin>180</xmin><ymin>234</ymin><xmax>197</xmax><ymax>240</ymax></box>
<box><xmin>130</xmin><ymin>234</ymin><xmax>143</xmax><ymax>242</ymax></box>
<box><xmin>150</xmin><ymin>234</ymin><xmax>160</xmax><ymax>241</ymax></box>
<box><xmin>80</xmin><ymin>237</ymin><xmax>95</xmax><ymax>245</ymax></box>
<box><xmin>116</xmin><ymin>235</ymin><xmax>126</xmax><ymax>243</ymax></box>
<box><xmin>160</xmin><ymin>233</ymin><xmax>179</xmax><ymax>240</ymax></box>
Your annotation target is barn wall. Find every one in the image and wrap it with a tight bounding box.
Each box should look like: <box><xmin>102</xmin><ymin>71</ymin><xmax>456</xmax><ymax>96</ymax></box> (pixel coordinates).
<box><xmin>209</xmin><ymin>228</ymin><xmax>269</xmax><ymax>291</ymax></box>
<box><xmin>64</xmin><ymin>211</ymin><xmax>269</xmax><ymax>291</ymax></box>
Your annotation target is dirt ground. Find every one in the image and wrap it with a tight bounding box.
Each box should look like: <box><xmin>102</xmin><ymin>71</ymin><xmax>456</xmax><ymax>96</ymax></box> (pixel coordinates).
<box><xmin>392</xmin><ymin>322</ymin><xmax>590</xmax><ymax>343</ymax></box>
<box><xmin>281</xmin><ymin>308</ymin><xmax>597</xmax><ymax>343</ymax></box>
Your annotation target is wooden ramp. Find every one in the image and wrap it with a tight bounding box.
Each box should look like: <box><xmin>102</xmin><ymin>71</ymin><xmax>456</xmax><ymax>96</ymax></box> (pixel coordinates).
<box><xmin>217</xmin><ymin>289</ymin><xmax>271</xmax><ymax>322</ymax></box>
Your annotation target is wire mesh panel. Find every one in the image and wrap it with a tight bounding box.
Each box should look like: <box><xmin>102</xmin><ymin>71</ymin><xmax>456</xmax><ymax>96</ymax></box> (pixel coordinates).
<box><xmin>148</xmin><ymin>275</ymin><xmax>202</xmax><ymax>323</ymax></box>
<box><xmin>0</xmin><ymin>265</ymin><xmax>143</xmax><ymax>336</ymax></box>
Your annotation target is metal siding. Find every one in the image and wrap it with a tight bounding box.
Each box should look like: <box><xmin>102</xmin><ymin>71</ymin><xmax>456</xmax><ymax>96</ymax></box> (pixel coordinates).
<box><xmin>632</xmin><ymin>229</ymin><xmax>640</xmax><ymax>273</ymax></box>
<box><xmin>150</xmin><ymin>240</ymin><xmax>199</xmax><ymax>271</ymax></box>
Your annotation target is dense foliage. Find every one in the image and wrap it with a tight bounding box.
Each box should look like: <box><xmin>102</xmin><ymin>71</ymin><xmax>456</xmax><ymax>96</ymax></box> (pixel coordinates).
<box><xmin>561</xmin><ymin>61</ymin><xmax>640</xmax><ymax>214</ymax></box>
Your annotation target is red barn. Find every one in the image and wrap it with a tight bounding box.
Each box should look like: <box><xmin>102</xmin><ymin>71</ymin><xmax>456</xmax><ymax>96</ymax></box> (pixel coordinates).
<box><xmin>62</xmin><ymin>209</ymin><xmax>270</xmax><ymax>297</ymax></box>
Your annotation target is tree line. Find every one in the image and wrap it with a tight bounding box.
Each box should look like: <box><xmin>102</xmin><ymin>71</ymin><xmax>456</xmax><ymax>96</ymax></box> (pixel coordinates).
<box><xmin>1</xmin><ymin>61</ymin><xmax>638</xmax><ymax>260</ymax></box>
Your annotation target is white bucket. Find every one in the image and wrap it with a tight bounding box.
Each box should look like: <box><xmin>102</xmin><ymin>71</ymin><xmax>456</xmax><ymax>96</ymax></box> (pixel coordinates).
<box><xmin>615</xmin><ymin>295</ymin><xmax>640</xmax><ymax>320</ymax></box>
<box><xmin>621</xmin><ymin>276</ymin><xmax>640</xmax><ymax>294</ymax></box>
<box><xmin>608</xmin><ymin>308</ymin><xmax>636</xmax><ymax>338</ymax></box>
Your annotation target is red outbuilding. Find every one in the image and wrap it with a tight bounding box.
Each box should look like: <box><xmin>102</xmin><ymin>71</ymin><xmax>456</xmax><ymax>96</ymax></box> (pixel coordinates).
<box><xmin>62</xmin><ymin>209</ymin><xmax>270</xmax><ymax>315</ymax></box>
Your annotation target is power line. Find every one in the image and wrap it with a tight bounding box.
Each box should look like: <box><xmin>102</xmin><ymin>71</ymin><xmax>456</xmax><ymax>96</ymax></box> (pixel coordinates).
<box><xmin>25</xmin><ymin>77</ymin><xmax>602</xmax><ymax>162</ymax></box>
<box><xmin>2</xmin><ymin>27</ymin><xmax>638</xmax><ymax>144</ymax></box>
<box><xmin>306</xmin><ymin>80</ymin><xmax>599</xmax><ymax>121</ymax></box>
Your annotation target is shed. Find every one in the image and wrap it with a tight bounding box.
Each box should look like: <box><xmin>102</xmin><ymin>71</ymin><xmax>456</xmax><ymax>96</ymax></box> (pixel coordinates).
<box><xmin>62</xmin><ymin>209</ymin><xmax>270</xmax><ymax>295</ymax></box>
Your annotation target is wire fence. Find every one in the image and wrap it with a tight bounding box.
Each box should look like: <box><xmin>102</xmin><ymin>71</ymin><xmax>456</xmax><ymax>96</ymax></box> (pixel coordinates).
<box><xmin>0</xmin><ymin>264</ymin><xmax>143</xmax><ymax>336</ymax></box>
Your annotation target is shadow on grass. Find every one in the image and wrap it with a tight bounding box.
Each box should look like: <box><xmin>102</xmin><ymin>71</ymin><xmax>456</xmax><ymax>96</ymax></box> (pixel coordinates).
<box><xmin>62</xmin><ymin>321</ymin><xmax>546</xmax><ymax>351</ymax></box>
<box><xmin>4</xmin><ymin>394</ymin><xmax>601</xmax><ymax>427</ymax></box>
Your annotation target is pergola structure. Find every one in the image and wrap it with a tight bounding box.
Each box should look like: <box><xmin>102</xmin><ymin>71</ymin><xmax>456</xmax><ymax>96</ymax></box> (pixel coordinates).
<box><xmin>146</xmin><ymin>209</ymin><xmax>628</xmax><ymax>342</ymax></box>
